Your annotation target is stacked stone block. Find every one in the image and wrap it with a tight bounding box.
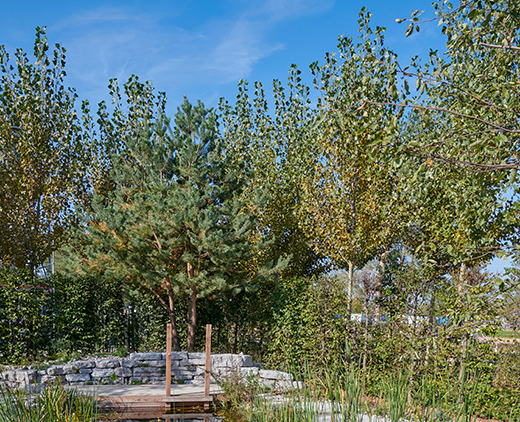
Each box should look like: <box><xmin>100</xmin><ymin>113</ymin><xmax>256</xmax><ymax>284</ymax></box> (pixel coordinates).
<box><xmin>0</xmin><ymin>352</ymin><xmax>298</xmax><ymax>391</ymax></box>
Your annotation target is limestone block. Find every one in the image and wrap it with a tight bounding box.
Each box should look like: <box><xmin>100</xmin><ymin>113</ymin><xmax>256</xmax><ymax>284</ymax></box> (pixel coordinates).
<box><xmin>171</xmin><ymin>369</ymin><xmax>194</xmax><ymax>380</ymax></box>
<box><xmin>25</xmin><ymin>370</ymin><xmax>37</xmax><ymax>382</ymax></box>
<box><xmin>167</xmin><ymin>351</ymin><xmax>188</xmax><ymax>361</ymax></box>
<box><xmin>47</xmin><ymin>366</ymin><xmax>64</xmax><ymax>376</ymax></box>
<box><xmin>258</xmin><ymin>378</ymin><xmax>277</xmax><ymax>388</ymax></box>
<box><xmin>63</xmin><ymin>365</ymin><xmax>78</xmax><ymax>375</ymax></box>
<box><xmin>211</xmin><ymin>354</ymin><xmax>253</xmax><ymax>368</ymax></box>
<box><xmin>149</xmin><ymin>376</ymin><xmax>166</xmax><ymax>384</ymax></box>
<box><xmin>115</xmin><ymin>367</ymin><xmax>132</xmax><ymax>377</ymax></box>
<box><xmin>129</xmin><ymin>352</ymin><xmax>162</xmax><ymax>361</ymax></box>
<box><xmin>37</xmin><ymin>370</ymin><xmax>47</xmax><ymax>376</ymax></box>
<box><xmin>133</xmin><ymin>367</ymin><xmax>162</xmax><ymax>377</ymax></box>
<box><xmin>121</xmin><ymin>360</ymin><xmax>138</xmax><ymax>369</ymax></box>
<box><xmin>259</xmin><ymin>370</ymin><xmax>293</xmax><ymax>381</ymax></box>
<box><xmin>238</xmin><ymin>367</ymin><xmax>259</xmax><ymax>377</ymax></box>
<box><xmin>40</xmin><ymin>375</ymin><xmax>55</xmax><ymax>385</ymax></box>
<box><xmin>15</xmin><ymin>371</ymin><xmax>27</xmax><ymax>383</ymax></box>
<box><xmin>65</xmin><ymin>374</ymin><xmax>91</xmax><ymax>383</ymax></box>
<box><xmin>91</xmin><ymin>368</ymin><xmax>115</xmax><ymax>378</ymax></box>
<box><xmin>140</xmin><ymin>360</ymin><xmax>166</xmax><ymax>367</ymax></box>
<box><xmin>79</xmin><ymin>369</ymin><xmax>92</xmax><ymax>374</ymax></box>
<box><xmin>184</xmin><ymin>379</ymin><xmax>204</xmax><ymax>384</ymax></box>
<box><xmin>275</xmin><ymin>380</ymin><xmax>305</xmax><ymax>391</ymax></box>
<box><xmin>96</xmin><ymin>359</ymin><xmax>120</xmax><ymax>369</ymax></box>
<box><xmin>13</xmin><ymin>370</ymin><xmax>37</xmax><ymax>385</ymax></box>
<box><xmin>187</xmin><ymin>352</ymin><xmax>205</xmax><ymax>365</ymax></box>
<box><xmin>74</xmin><ymin>361</ymin><xmax>96</xmax><ymax>369</ymax></box>
<box><xmin>130</xmin><ymin>376</ymin><xmax>149</xmax><ymax>384</ymax></box>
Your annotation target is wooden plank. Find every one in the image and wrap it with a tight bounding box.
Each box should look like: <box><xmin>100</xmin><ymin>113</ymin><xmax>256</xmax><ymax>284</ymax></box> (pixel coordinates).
<box><xmin>166</xmin><ymin>322</ymin><xmax>172</xmax><ymax>397</ymax></box>
<box><xmin>99</xmin><ymin>395</ymin><xmax>165</xmax><ymax>403</ymax></box>
<box><xmin>99</xmin><ymin>394</ymin><xmax>215</xmax><ymax>412</ymax></box>
<box><xmin>100</xmin><ymin>410</ymin><xmax>165</xmax><ymax>419</ymax></box>
<box><xmin>204</xmin><ymin>323</ymin><xmax>212</xmax><ymax>397</ymax></box>
<box><xmin>162</xmin><ymin>395</ymin><xmax>214</xmax><ymax>403</ymax></box>
<box><xmin>163</xmin><ymin>413</ymin><xmax>213</xmax><ymax>418</ymax></box>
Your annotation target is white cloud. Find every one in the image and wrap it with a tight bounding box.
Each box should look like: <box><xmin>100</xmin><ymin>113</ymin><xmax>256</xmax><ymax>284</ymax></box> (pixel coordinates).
<box><xmin>46</xmin><ymin>1</ymin><xmax>333</xmax><ymax>105</ymax></box>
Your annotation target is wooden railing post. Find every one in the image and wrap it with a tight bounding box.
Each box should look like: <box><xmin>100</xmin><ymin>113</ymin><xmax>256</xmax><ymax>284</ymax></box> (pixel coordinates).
<box><xmin>204</xmin><ymin>324</ymin><xmax>212</xmax><ymax>398</ymax></box>
<box><xmin>166</xmin><ymin>323</ymin><xmax>172</xmax><ymax>397</ymax></box>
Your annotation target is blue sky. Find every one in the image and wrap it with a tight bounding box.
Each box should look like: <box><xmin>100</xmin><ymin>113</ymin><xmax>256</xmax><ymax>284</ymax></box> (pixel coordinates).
<box><xmin>0</xmin><ymin>0</ymin><xmax>446</xmax><ymax>113</ymax></box>
<box><xmin>0</xmin><ymin>0</ymin><xmax>511</xmax><ymax>273</ymax></box>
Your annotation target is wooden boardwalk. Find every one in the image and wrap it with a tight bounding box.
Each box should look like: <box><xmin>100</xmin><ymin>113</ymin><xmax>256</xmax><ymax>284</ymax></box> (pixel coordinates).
<box><xmin>98</xmin><ymin>393</ymin><xmax>219</xmax><ymax>410</ymax></box>
<box><xmin>96</xmin><ymin>324</ymin><xmax>217</xmax><ymax>412</ymax></box>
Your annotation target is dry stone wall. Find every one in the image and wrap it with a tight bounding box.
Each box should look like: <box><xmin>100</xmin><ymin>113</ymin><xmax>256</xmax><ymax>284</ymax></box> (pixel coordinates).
<box><xmin>0</xmin><ymin>352</ymin><xmax>297</xmax><ymax>391</ymax></box>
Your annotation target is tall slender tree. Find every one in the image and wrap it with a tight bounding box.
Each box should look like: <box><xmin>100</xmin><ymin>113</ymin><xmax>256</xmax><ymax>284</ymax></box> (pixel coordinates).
<box><xmin>0</xmin><ymin>27</ymin><xmax>91</xmax><ymax>269</ymax></box>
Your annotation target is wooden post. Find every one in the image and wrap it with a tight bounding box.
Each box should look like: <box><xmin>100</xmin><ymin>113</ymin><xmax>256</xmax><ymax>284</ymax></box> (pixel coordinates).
<box><xmin>166</xmin><ymin>323</ymin><xmax>172</xmax><ymax>397</ymax></box>
<box><xmin>204</xmin><ymin>324</ymin><xmax>212</xmax><ymax>398</ymax></box>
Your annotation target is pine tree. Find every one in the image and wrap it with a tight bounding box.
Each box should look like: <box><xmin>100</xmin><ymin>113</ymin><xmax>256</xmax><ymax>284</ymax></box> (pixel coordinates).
<box><xmin>64</xmin><ymin>94</ymin><xmax>285</xmax><ymax>351</ymax></box>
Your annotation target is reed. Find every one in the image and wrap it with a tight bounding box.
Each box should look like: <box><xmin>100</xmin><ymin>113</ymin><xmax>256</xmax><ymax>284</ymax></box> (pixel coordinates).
<box><xmin>219</xmin><ymin>360</ymin><xmax>519</xmax><ymax>422</ymax></box>
<box><xmin>0</xmin><ymin>383</ymin><xmax>97</xmax><ymax>422</ymax></box>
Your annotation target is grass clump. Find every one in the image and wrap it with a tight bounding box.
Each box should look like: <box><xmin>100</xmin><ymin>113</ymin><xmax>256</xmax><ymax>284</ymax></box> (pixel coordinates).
<box><xmin>0</xmin><ymin>382</ymin><xmax>97</xmax><ymax>422</ymax></box>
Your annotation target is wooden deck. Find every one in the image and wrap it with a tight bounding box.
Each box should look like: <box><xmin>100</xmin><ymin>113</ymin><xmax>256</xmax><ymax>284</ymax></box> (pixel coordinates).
<box><xmin>98</xmin><ymin>324</ymin><xmax>217</xmax><ymax>413</ymax></box>
<box><xmin>98</xmin><ymin>393</ymin><xmax>219</xmax><ymax>409</ymax></box>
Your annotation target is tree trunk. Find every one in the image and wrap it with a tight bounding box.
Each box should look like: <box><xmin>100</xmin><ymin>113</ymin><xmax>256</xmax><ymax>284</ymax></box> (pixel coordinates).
<box><xmin>165</xmin><ymin>275</ymin><xmax>181</xmax><ymax>351</ymax></box>
<box><xmin>457</xmin><ymin>262</ymin><xmax>468</xmax><ymax>404</ymax></box>
<box><xmin>149</xmin><ymin>285</ymin><xmax>181</xmax><ymax>351</ymax></box>
<box><xmin>187</xmin><ymin>262</ymin><xmax>197</xmax><ymax>351</ymax></box>
<box><xmin>375</xmin><ymin>251</ymin><xmax>387</xmax><ymax>322</ymax></box>
<box><xmin>347</xmin><ymin>260</ymin><xmax>354</xmax><ymax>317</ymax></box>
<box><xmin>187</xmin><ymin>287</ymin><xmax>197</xmax><ymax>351</ymax></box>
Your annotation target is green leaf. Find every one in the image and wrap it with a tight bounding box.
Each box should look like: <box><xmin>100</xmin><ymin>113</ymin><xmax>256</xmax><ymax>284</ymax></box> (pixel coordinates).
<box><xmin>509</xmin><ymin>168</ymin><xmax>517</xmax><ymax>185</ymax></box>
<box><xmin>405</xmin><ymin>23</ymin><xmax>414</xmax><ymax>37</ymax></box>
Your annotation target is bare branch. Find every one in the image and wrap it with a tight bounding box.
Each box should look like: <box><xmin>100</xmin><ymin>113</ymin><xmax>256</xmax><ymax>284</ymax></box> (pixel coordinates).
<box><xmin>480</xmin><ymin>42</ymin><xmax>520</xmax><ymax>52</ymax></box>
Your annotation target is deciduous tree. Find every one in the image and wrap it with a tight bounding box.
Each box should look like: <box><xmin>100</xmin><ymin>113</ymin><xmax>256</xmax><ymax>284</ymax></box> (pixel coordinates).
<box><xmin>0</xmin><ymin>27</ymin><xmax>91</xmax><ymax>269</ymax></box>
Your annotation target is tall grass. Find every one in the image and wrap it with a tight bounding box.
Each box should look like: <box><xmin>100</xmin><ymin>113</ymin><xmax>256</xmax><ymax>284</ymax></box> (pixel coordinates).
<box><xmin>219</xmin><ymin>361</ymin><xmax>520</xmax><ymax>422</ymax></box>
<box><xmin>0</xmin><ymin>383</ymin><xmax>97</xmax><ymax>422</ymax></box>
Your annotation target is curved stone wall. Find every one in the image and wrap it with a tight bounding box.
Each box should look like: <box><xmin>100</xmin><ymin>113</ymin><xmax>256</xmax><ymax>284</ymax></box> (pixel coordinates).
<box><xmin>0</xmin><ymin>352</ymin><xmax>296</xmax><ymax>391</ymax></box>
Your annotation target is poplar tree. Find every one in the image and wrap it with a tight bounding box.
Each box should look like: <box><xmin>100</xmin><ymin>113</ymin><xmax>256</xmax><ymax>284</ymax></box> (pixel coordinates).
<box><xmin>0</xmin><ymin>27</ymin><xmax>91</xmax><ymax>269</ymax></box>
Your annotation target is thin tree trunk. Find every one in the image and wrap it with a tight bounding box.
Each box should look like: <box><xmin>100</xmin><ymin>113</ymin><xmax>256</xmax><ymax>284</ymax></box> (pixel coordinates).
<box><xmin>457</xmin><ymin>262</ymin><xmax>468</xmax><ymax>403</ymax></box>
<box><xmin>347</xmin><ymin>261</ymin><xmax>354</xmax><ymax>317</ymax></box>
<box><xmin>458</xmin><ymin>333</ymin><xmax>469</xmax><ymax>404</ymax></box>
<box><xmin>362</xmin><ymin>297</ymin><xmax>369</xmax><ymax>372</ymax></box>
<box><xmin>375</xmin><ymin>251</ymin><xmax>387</xmax><ymax>322</ymax></box>
<box><xmin>187</xmin><ymin>262</ymin><xmax>197</xmax><ymax>351</ymax></box>
<box><xmin>149</xmin><ymin>286</ymin><xmax>180</xmax><ymax>351</ymax></box>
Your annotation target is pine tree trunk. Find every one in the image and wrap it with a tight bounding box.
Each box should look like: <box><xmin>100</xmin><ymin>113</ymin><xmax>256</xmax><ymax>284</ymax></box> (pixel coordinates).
<box><xmin>165</xmin><ymin>275</ymin><xmax>181</xmax><ymax>351</ymax></box>
<box><xmin>187</xmin><ymin>262</ymin><xmax>197</xmax><ymax>352</ymax></box>
<box><xmin>149</xmin><ymin>285</ymin><xmax>181</xmax><ymax>351</ymax></box>
<box><xmin>187</xmin><ymin>287</ymin><xmax>197</xmax><ymax>351</ymax></box>
<box><xmin>168</xmin><ymin>309</ymin><xmax>181</xmax><ymax>352</ymax></box>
